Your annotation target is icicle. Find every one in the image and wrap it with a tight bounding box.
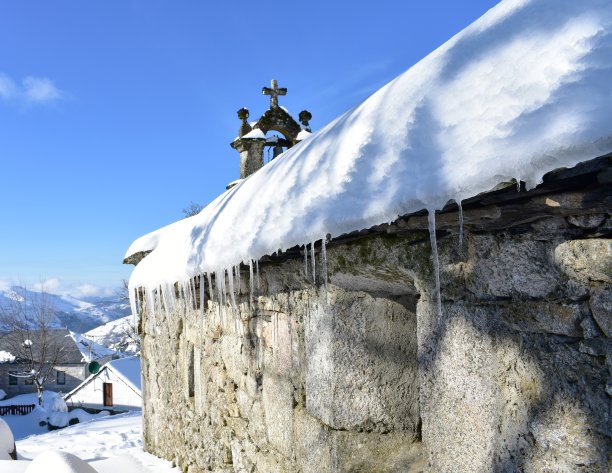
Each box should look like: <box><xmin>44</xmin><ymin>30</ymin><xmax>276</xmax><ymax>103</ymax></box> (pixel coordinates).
<box><xmin>255</xmin><ymin>260</ymin><xmax>260</xmax><ymax>294</ymax></box>
<box><xmin>458</xmin><ymin>200</ymin><xmax>464</xmax><ymax>252</ymax></box>
<box><xmin>321</xmin><ymin>236</ymin><xmax>328</xmax><ymax>302</ymax></box>
<box><xmin>146</xmin><ymin>287</ymin><xmax>155</xmax><ymax>321</ymax></box>
<box><xmin>427</xmin><ymin>210</ymin><xmax>443</xmax><ymax>319</ymax></box>
<box><xmin>190</xmin><ymin>278</ymin><xmax>198</xmax><ymax>310</ymax></box>
<box><xmin>207</xmin><ymin>272</ymin><xmax>214</xmax><ymax>305</ymax></box>
<box><xmin>221</xmin><ymin>268</ymin><xmax>228</xmax><ymax>308</ymax></box>
<box><xmin>155</xmin><ymin>286</ymin><xmax>162</xmax><ymax>321</ymax></box>
<box><xmin>304</xmin><ymin>244</ymin><xmax>308</xmax><ymax>279</ymax></box>
<box><xmin>179</xmin><ymin>281</ymin><xmax>188</xmax><ymax>314</ymax></box>
<box><xmin>185</xmin><ymin>279</ymin><xmax>192</xmax><ymax>310</ymax></box>
<box><xmin>199</xmin><ymin>274</ymin><xmax>205</xmax><ymax>318</ymax></box>
<box><xmin>311</xmin><ymin>241</ymin><xmax>316</xmax><ymax>285</ymax></box>
<box><xmin>236</xmin><ymin>264</ymin><xmax>241</xmax><ymax>296</ymax></box>
<box><xmin>228</xmin><ymin>266</ymin><xmax>237</xmax><ymax>310</ymax></box>
<box><xmin>130</xmin><ymin>287</ymin><xmax>139</xmax><ymax>333</ymax></box>
<box><xmin>248</xmin><ymin>260</ymin><xmax>254</xmax><ymax>305</ymax></box>
<box><xmin>159</xmin><ymin>284</ymin><xmax>168</xmax><ymax>320</ymax></box>
<box><xmin>180</xmin><ymin>281</ymin><xmax>187</xmax><ymax>313</ymax></box>
<box><xmin>199</xmin><ymin>275</ymin><xmax>205</xmax><ymax>335</ymax></box>
<box><xmin>215</xmin><ymin>270</ymin><xmax>224</xmax><ymax>327</ymax></box>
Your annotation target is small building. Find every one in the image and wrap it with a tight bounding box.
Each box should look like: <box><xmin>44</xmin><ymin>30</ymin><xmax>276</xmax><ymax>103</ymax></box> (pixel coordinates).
<box><xmin>64</xmin><ymin>356</ymin><xmax>141</xmax><ymax>412</ymax></box>
<box><xmin>0</xmin><ymin>329</ymin><xmax>90</xmax><ymax>398</ymax></box>
<box><xmin>123</xmin><ymin>1</ymin><xmax>612</xmax><ymax>471</ymax></box>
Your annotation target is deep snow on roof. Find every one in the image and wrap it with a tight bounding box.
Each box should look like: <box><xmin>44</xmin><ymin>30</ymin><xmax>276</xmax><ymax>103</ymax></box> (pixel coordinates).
<box><xmin>68</xmin><ymin>332</ymin><xmax>116</xmax><ymax>363</ymax></box>
<box><xmin>126</xmin><ymin>0</ymin><xmax>612</xmax><ymax>292</ymax></box>
<box><xmin>106</xmin><ymin>356</ymin><xmax>141</xmax><ymax>393</ymax></box>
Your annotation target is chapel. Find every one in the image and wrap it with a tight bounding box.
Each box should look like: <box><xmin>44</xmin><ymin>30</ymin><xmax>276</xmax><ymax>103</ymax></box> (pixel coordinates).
<box><xmin>125</xmin><ymin>2</ymin><xmax>612</xmax><ymax>471</ymax></box>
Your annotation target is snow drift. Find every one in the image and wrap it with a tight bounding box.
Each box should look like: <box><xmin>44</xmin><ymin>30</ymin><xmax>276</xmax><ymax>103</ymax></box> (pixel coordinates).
<box><xmin>126</xmin><ymin>0</ymin><xmax>612</xmax><ymax>297</ymax></box>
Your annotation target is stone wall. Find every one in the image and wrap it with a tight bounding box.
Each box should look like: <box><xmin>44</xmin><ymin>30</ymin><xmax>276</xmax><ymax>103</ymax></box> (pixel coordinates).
<box><xmin>139</xmin><ymin>156</ymin><xmax>611</xmax><ymax>472</ymax></box>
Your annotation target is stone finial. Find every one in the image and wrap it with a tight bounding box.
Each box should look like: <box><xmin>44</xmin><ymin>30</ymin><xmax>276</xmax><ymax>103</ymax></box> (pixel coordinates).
<box><xmin>262</xmin><ymin>79</ymin><xmax>287</xmax><ymax>110</ymax></box>
<box><xmin>298</xmin><ymin>110</ymin><xmax>312</xmax><ymax>132</ymax></box>
<box><xmin>237</xmin><ymin>107</ymin><xmax>252</xmax><ymax>138</ymax></box>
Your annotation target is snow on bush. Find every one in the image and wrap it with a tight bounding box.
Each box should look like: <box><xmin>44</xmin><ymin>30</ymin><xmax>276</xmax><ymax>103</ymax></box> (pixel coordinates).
<box><xmin>0</xmin><ymin>391</ymin><xmax>67</xmax><ymax>413</ymax></box>
<box><xmin>0</xmin><ymin>351</ymin><xmax>16</xmax><ymax>363</ymax></box>
<box><xmin>25</xmin><ymin>450</ymin><xmax>98</xmax><ymax>473</ymax></box>
<box><xmin>125</xmin><ymin>0</ymin><xmax>612</xmax><ymax>304</ymax></box>
<box><xmin>0</xmin><ymin>417</ymin><xmax>16</xmax><ymax>460</ymax></box>
<box><xmin>48</xmin><ymin>409</ymin><xmax>109</xmax><ymax>429</ymax></box>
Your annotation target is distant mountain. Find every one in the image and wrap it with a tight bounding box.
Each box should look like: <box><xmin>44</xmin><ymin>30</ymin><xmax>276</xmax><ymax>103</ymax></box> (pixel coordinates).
<box><xmin>0</xmin><ymin>286</ymin><xmax>131</xmax><ymax>333</ymax></box>
<box><xmin>85</xmin><ymin>315</ymin><xmax>140</xmax><ymax>356</ymax></box>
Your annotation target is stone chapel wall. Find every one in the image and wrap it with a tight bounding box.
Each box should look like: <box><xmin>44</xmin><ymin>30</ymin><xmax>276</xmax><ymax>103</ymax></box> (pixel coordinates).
<box><xmin>139</xmin><ymin>156</ymin><xmax>611</xmax><ymax>473</ymax></box>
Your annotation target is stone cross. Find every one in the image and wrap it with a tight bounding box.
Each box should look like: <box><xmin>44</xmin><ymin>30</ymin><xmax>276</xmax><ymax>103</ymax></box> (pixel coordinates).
<box><xmin>262</xmin><ymin>79</ymin><xmax>287</xmax><ymax>109</ymax></box>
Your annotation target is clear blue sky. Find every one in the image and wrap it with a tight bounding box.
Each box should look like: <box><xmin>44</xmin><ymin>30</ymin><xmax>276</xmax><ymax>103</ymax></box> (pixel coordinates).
<box><xmin>0</xmin><ymin>0</ymin><xmax>499</xmax><ymax>297</ymax></box>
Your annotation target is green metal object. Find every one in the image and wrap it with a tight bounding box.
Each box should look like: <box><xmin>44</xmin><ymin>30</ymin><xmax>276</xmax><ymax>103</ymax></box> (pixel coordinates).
<box><xmin>88</xmin><ymin>361</ymin><xmax>100</xmax><ymax>375</ymax></box>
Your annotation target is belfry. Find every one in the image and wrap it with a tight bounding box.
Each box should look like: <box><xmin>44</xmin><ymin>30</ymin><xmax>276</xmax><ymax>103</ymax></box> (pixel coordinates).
<box><xmin>230</xmin><ymin>80</ymin><xmax>313</xmax><ymax>181</ymax></box>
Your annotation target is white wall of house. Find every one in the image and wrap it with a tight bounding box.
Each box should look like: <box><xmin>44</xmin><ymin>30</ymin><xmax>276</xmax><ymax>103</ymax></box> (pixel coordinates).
<box><xmin>65</xmin><ymin>366</ymin><xmax>141</xmax><ymax>411</ymax></box>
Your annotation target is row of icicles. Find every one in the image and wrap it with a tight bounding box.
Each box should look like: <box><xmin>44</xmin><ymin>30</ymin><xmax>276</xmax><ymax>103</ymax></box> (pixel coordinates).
<box><xmin>129</xmin><ymin>237</ymin><xmax>331</xmax><ymax>334</ymax></box>
<box><xmin>129</xmin><ymin>197</ymin><xmax>509</xmax><ymax>331</ymax></box>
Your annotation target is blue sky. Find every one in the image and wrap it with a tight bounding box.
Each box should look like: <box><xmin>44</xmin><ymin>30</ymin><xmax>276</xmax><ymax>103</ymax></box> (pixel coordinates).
<box><xmin>0</xmin><ymin>0</ymin><xmax>499</xmax><ymax>297</ymax></box>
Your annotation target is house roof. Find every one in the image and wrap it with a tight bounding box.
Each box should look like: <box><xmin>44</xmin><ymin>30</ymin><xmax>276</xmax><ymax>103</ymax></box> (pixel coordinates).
<box><xmin>105</xmin><ymin>356</ymin><xmax>141</xmax><ymax>393</ymax></box>
<box><xmin>0</xmin><ymin>329</ymin><xmax>86</xmax><ymax>365</ymax></box>
<box><xmin>68</xmin><ymin>331</ymin><xmax>116</xmax><ymax>363</ymax></box>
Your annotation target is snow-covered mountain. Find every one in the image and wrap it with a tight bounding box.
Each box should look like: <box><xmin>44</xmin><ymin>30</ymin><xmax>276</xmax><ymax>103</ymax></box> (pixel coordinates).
<box><xmin>85</xmin><ymin>315</ymin><xmax>140</xmax><ymax>356</ymax></box>
<box><xmin>0</xmin><ymin>286</ymin><xmax>131</xmax><ymax>333</ymax></box>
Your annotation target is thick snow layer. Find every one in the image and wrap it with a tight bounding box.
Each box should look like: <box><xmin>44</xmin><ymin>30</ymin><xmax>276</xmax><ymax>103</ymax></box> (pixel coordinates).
<box><xmin>240</xmin><ymin>128</ymin><xmax>266</xmax><ymax>140</ymax></box>
<box><xmin>48</xmin><ymin>408</ymin><xmax>109</xmax><ymax>428</ymax></box>
<box><xmin>1</xmin><ymin>392</ymin><xmax>67</xmax><ymax>440</ymax></box>
<box><xmin>24</xmin><ymin>450</ymin><xmax>98</xmax><ymax>473</ymax></box>
<box><xmin>3</xmin><ymin>412</ymin><xmax>178</xmax><ymax>473</ymax></box>
<box><xmin>0</xmin><ymin>350</ymin><xmax>16</xmax><ymax>363</ymax></box>
<box><xmin>296</xmin><ymin>129</ymin><xmax>312</xmax><ymax>141</ymax></box>
<box><xmin>126</xmin><ymin>0</ymin><xmax>612</xmax><ymax>294</ymax></box>
<box><xmin>0</xmin><ymin>418</ymin><xmax>15</xmax><ymax>460</ymax></box>
<box><xmin>106</xmin><ymin>356</ymin><xmax>141</xmax><ymax>392</ymax></box>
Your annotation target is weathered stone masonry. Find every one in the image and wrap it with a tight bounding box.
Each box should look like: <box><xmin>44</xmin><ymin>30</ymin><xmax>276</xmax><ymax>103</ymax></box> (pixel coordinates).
<box><xmin>137</xmin><ymin>155</ymin><xmax>611</xmax><ymax>473</ymax></box>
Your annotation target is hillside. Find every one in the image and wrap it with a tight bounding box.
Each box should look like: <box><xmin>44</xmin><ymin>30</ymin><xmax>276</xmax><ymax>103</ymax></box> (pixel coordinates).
<box><xmin>85</xmin><ymin>315</ymin><xmax>140</xmax><ymax>356</ymax></box>
<box><xmin>0</xmin><ymin>287</ymin><xmax>130</xmax><ymax>333</ymax></box>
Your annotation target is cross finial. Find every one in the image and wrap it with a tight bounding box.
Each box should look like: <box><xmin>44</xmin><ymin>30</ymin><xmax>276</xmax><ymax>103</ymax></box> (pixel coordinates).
<box><xmin>262</xmin><ymin>79</ymin><xmax>287</xmax><ymax>109</ymax></box>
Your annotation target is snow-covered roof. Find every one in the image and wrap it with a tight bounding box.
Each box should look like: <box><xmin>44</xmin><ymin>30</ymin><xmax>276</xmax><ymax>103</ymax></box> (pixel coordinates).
<box><xmin>126</xmin><ymin>0</ymin><xmax>612</xmax><ymax>294</ymax></box>
<box><xmin>241</xmin><ymin>128</ymin><xmax>266</xmax><ymax>140</ymax></box>
<box><xmin>68</xmin><ymin>331</ymin><xmax>116</xmax><ymax>363</ymax></box>
<box><xmin>106</xmin><ymin>356</ymin><xmax>141</xmax><ymax>393</ymax></box>
<box><xmin>296</xmin><ymin>129</ymin><xmax>312</xmax><ymax>141</ymax></box>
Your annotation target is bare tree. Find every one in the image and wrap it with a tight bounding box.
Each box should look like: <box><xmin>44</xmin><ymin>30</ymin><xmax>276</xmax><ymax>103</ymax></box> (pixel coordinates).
<box><xmin>182</xmin><ymin>201</ymin><xmax>203</xmax><ymax>218</ymax></box>
<box><xmin>0</xmin><ymin>287</ymin><xmax>65</xmax><ymax>407</ymax></box>
<box><xmin>114</xmin><ymin>279</ymin><xmax>141</xmax><ymax>355</ymax></box>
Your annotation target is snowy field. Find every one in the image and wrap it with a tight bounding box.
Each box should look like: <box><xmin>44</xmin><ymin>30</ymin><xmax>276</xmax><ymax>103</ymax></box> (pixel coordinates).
<box><xmin>2</xmin><ymin>411</ymin><xmax>177</xmax><ymax>472</ymax></box>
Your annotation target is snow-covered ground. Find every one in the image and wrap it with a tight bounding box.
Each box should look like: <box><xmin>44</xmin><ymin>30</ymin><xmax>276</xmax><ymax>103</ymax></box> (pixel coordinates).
<box><xmin>2</xmin><ymin>412</ymin><xmax>177</xmax><ymax>472</ymax></box>
<box><xmin>1</xmin><ymin>392</ymin><xmax>69</xmax><ymax>440</ymax></box>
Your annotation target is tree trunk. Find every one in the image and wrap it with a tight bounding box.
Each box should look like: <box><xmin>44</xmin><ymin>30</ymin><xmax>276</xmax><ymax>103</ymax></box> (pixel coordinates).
<box><xmin>36</xmin><ymin>383</ymin><xmax>44</xmax><ymax>408</ymax></box>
